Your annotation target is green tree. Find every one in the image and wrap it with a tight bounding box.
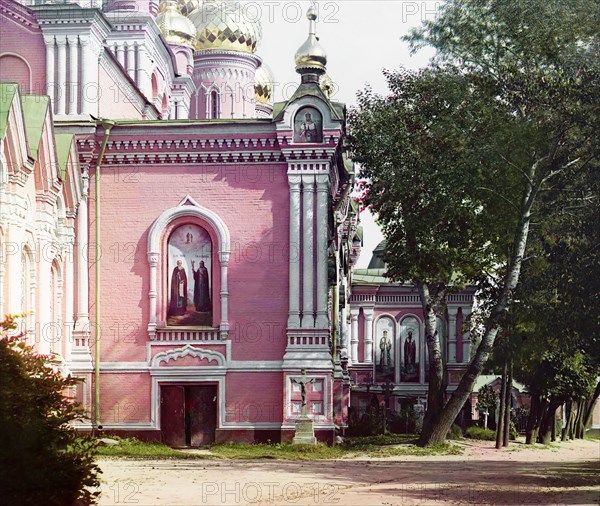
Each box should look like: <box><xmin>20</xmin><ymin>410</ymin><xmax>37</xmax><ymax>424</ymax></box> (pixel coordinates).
<box><xmin>0</xmin><ymin>315</ymin><xmax>101</xmax><ymax>505</ymax></box>
<box><xmin>349</xmin><ymin>0</ymin><xmax>599</xmax><ymax>445</ymax></box>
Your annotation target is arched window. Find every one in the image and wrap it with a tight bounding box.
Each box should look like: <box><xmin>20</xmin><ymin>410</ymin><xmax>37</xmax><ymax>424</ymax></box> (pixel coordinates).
<box><xmin>375</xmin><ymin>316</ymin><xmax>395</xmax><ymax>382</ymax></box>
<box><xmin>400</xmin><ymin>316</ymin><xmax>420</xmax><ymax>383</ymax></box>
<box><xmin>294</xmin><ymin>107</ymin><xmax>323</xmax><ymax>143</ymax></box>
<box><xmin>210</xmin><ymin>90</ymin><xmax>219</xmax><ymax>119</ymax></box>
<box><xmin>166</xmin><ymin>223</ymin><xmax>213</xmax><ymax>327</ymax></box>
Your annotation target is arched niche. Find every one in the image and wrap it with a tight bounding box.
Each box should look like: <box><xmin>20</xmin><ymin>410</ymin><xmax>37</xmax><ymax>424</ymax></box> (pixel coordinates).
<box><xmin>399</xmin><ymin>315</ymin><xmax>420</xmax><ymax>383</ymax></box>
<box><xmin>293</xmin><ymin>106</ymin><xmax>323</xmax><ymax>143</ymax></box>
<box><xmin>147</xmin><ymin>195</ymin><xmax>230</xmax><ymax>339</ymax></box>
<box><xmin>374</xmin><ymin>315</ymin><xmax>395</xmax><ymax>383</ymax></box>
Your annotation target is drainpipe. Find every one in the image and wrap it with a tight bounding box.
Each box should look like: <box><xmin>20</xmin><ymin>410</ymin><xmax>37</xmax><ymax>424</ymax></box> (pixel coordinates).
<box><xmin>93</xmin><ymin>119</ymin><xmax>115</xmax><ymax>431</ymax></box>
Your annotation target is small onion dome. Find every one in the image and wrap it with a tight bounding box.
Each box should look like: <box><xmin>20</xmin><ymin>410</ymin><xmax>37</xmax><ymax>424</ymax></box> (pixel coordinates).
<box><xmin>189</xmin><ymin>0</ymin><xmax>262</xmax><ymax>54</ymax></box>
<box><xmin>295</xmin><ymin>6</ymin><xmax>327</xmax><ymax>74</ymax></box>
<box><xmin>156</xmin><ymin>1</ymin><xmax>197</xmax><ymax>46</ymax></box>
<box><xmin>254</xmin><ymin>63</ymin><xmax>274</xmax><ymax>105</ymax></box>
<box><xmin>319</xmin><ymin>73</ymin><xmax>335</xmax><ymax>98</ymax></box>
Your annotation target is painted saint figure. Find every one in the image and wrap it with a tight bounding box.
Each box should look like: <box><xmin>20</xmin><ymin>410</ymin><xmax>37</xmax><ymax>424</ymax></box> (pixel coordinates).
<box><xmin>379</xmin><ymin>330</ymin><xmax>392</xmax><ymax>368</ymax></box>
<box><xmin>299</xmin><ymin>112</ymin><xmax>319</xmax><ymax>142</ymax></box>
<box><xmin>404</xmin><ymin>330</ymin><xmax>417</xmax><ymax>371</ymax></box>
<box><xmin>169</xmin><ymin>260</ymin><xmax>188</xmax><ymax>316</ymax></box>
<box><xmin>192</xmin><ymin>260</ymin><xmax>211</xmax><ymax>312</ymax></box>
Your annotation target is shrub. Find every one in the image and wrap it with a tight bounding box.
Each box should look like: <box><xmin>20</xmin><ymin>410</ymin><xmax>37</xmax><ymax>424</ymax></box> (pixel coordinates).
<box><xmin>0</xmin><ymin>315</ymin><xmax>100</xmax><ymax>505</ymax></box>
<box><xmin>465</xmin><ymin>426</ymin><xmax>496</xmax><ymax>440</ymax></box>
<box><xmin>447</xmin><ymin>423</ymin><xmax>463</xmax><ymax>440</ymax></box>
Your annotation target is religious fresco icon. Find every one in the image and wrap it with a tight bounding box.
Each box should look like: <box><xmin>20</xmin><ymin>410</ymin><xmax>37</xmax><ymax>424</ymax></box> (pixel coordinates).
<box><xmin>293</xmin><ymin>107</ymin><xmax>323</xmax><ymax>143</ymax></box>
<box><xmin>400</xmin><ymin>317</ymin><xmax>420</xmax><ymax>383</ymax></box>
<box><xmin>167</xmin><ymin>224</ymin><xmax>212</xmax><ymax>326</ymax></box>
<box><xmin>375</xmin><ymin>317</ymin><xmax>395</xmax><ymax>383</ymax></box>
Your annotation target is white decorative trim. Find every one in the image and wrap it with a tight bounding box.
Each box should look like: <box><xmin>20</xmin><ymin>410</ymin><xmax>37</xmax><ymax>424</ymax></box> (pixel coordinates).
<box><xmin>146</xmin><ymin>195</ymin><xmax>230</xmax><ymax>339</ymax></box>
<box><xmin>150</xmin><ymin>344</ymin><xmax>225</xmax><ymax>367</ymax></box>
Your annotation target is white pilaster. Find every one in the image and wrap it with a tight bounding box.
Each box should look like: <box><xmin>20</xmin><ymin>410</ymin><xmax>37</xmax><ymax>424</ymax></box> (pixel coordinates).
<box><xmin>147</xmin><ymin>253</ymin><xmax>158</xmax><ymax>338</ymax></box>
<box><xmin>37</xmin><ymin>242</ymin><xmax>52</xmax><ymax>355</ymax></box>
<box><xmin>350</xmin><ymin>308</ymin><xmax>359</xmax><ymax>364</ymax></box>
<box><xmin>301</xmin><ymin>174</ymin><xmax>315</xmax><ymax>329</ymax></box>
<box><xmin>67</xmin><ymin>35</ymin><xmax>79</xmax><ymax>116</ymax></box>
<box><xmin>219</xmin><ymin>251</ymin><xmax>230</xmax><ymax>338</ymax></box>
<box><xmin>448</xmin><ymin>306</ymin><xmax>458</xmax><ymax>363</ymax></box>
<box><xmin>363</xmin><ymin>307</ymin><xmax>374</xmax><ymax>364</ymax></box>
<box><xmin>80</xmin><ymin>37</ymin><xmax>98</xmax><ymax>117</ymax></box>
<box><xmin>44</xmin><ymin>36</ymin><xmax>56</xmax><ymax>112</ymax></box>
<box><xmin>287</xmin><ymin>175</ymin><xmax>301</xmax><ymax>328</ymax></box>
<box><xmin>55</xmin><ymin>36</ymin><xmax>67</xmax><ymax>117</ymax></box>
<box><xmin>74</xmin><ymin>182</ymin><xmax>89</xmax><ymax>331</ymax></box>
<box><xmin>63</xmin><ymin>241</ymin><xmax>74</xmax><ymax>364</ymax></box>
<box><xmin>126</xmin><ymin>43</ymin><xmax>136</xmax><ymax>82</ymax></box>
<box><xmin>462</xmin><ymin>308</ymin><xmax>472</xmax><ymax>362</ymax></box>
<box><xmin>137</xmin><ymin>44</ymin><xmax>153</xmax><ymax>99</ymax></box>
<box><xmin>315</xmin><ymin>173</ymin><xmax>329</xmax><ymax>329</ymax></box>
<box><xmin>115</xmin><ymin>43</ymin><xmax>125</xmax><ymax>68</ymax></box>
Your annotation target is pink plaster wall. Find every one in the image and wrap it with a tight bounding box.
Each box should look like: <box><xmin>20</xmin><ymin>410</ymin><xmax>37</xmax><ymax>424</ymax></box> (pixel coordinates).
<box><xmin>100</xmin><ymin>373</ymin><xmax>152</xmax><ymax>425</ymax></box>
<box><xmin>0</xmin><ymin>1</ymin><xmax>46</xmax><ymax>94</ymax></box>
<box><xmin>225</xmin><ymin>372</ymin><xmax>283</xmax><ymax>423</ymax></box>
<box><xmin>98</xmin><ymin>64</ymin><xmax>145</xmax><ymax>120</ymax></box>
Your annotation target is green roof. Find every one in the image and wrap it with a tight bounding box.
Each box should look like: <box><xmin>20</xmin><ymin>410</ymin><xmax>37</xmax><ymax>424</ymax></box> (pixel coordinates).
<box><xmin>21</xmin><ymin>94</ymin><xmax>50</xmax><ymax>160</ymax></box>
<box><xmin>352</xmin><ymin>268</ymin><xmax>388</xmax><ymax>285</ymax></box>
<box><xmin>0</xmin><ymin>83</ymin><xmax>19</xmax><ymax>140</ymax></box>
<box><xmin>473</xmin><ymin>375</ymin><xmax>527</xmax><ymax>394</ymax></box>
<box><xmin>273</xmin><ymin>82</ymin><xmax>344</xmax><ymax>122</ymax></box>
<box><xmin>55</xmin><ymin>133</ymin><xmax>73</xmax><ymax>181</ymax></box>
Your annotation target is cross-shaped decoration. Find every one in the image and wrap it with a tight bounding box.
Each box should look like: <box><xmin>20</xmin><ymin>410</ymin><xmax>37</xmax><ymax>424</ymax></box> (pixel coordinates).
<box><xmin>292</xmin><ymin>369</ymin><xmax>315</xmax><ymax>417</ymax></box>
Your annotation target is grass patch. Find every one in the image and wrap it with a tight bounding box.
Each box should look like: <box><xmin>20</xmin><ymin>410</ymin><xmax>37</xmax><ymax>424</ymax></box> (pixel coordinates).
<box><xmin>95</xmin><ymin>435</ymin><xmax>463</xmax><ymax>460</ymax></box>
<box><xmin>465</xmin><ymin>427</ymin><xmax>496</xmax><ymax>441</ymax></box>
<box><xmin>96</xmin><ymin>437</ymin><xmax>210</xmax><ymax>459</ymax></box>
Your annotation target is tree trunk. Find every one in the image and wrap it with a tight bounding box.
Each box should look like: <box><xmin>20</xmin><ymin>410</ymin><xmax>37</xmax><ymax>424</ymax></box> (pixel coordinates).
<box><xmin>417</xmin><ymin>167</ymin><xmax>538</xmax><ymax>447</ymax></box>
<box><xmin>539</xmin><ymin>398</ymin><xmax>560</xmax><ymax>445</ymax></box>
<box><xmin>582</xmin><ymin>381</ymin><xmax>600</xmax><ymax>435</ymax></box>
<box><xmin>417</xmin><ymin>283</ymin><xmax>446</xmax><ymax>446</ymax></box>
<box><xmin>496</xmin><ymin>363</ymin><xmax>507</xmax><ymax>449</ymax></box>
<box><xmin>561</xmin><ymin>399</ymin><xmax>572</xmax><ymax>441</ymax></box>
<box><xmin>526</xmin><ymin>395</ymin><xmax>540</xmax><ymax>444</ymax></box>
<box><xmin>535</xmin><ymin>398</ymin><xmax>549</xmax><ymax>444</ymax></box>
<box><xmin>575</xmin><ymin>396</ymin><xmax>586</xmax><ymax>439</ymax></box>
<box><xmin>567</xmin><ymin>399</ymin><xmax>577</xmax><ymax>440</ymax></box>
<box><xmin>503</xmin><ymin>364</ymin><xmax>512</xmax><ymax>447</ymax></box>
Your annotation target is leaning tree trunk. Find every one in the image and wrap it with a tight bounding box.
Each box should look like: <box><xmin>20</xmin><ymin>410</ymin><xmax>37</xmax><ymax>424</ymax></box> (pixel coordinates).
<box><xmin>575</xmin><ymin>396</ymin><xmax>586</xmax><ymax>439</ymax></box>
<box><xmin>503</xmin><ymin>363</ymin><xmax>512</xmax><ymax>447</ymax></box>
<box><xmin>582</xmin><ymin>381</ymin><xmax>600</xmax><ymax>435</ymax></box>
<box><xmin>496</xmin><ymin>363</ymin><xmax>508</xmax><ymax>449</ymax></box>
<box><xmin>417</xmin><ymin>283</ymin><xmax>446</xmax><ymax>446</ymax></box>
<box><xmin>417</xmin><ymin>169</ymin><xmax>538</xmax><ymax>447</ymax></box>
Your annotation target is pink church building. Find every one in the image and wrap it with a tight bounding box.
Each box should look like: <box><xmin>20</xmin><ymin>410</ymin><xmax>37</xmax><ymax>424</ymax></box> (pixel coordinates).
<box><xmin>1</xmin><ymin>0</ymin><xmax>480</xmax><ymax>445</ymax></box>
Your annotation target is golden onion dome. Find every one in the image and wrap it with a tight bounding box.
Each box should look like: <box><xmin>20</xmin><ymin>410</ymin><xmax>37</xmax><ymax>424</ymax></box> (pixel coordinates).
<box><xmin>254</xmin><ymin>62</ymin><xmax>274</xmax><ymax>105</ymax></box>
<box><xmin>156</xmin><ymin>1</ymin><xmax>197</xmax><ymax>46</ymax></box>
<box><xmin>177</xmin><ymin>0</ymin><xmax>200</xmax><ymax>16</ymax></box>
<box><xmin>319</xmin><ymin>73</ymin><xmax>335</xmax><ymax>98</ymax></box>
<box><xmin>295</xmin><ymin>6</ymin><xmax>327</xmax><ymax>73</ymax></box>
<box><xmin>188</xmin><ymin>0</ymin><xmax>262</xmax><ymax>54</ymax></box>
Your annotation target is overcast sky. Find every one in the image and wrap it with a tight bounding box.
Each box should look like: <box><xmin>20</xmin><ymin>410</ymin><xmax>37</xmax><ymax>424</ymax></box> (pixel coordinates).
<box><xmin>254</xmin><ymin>0</ymin><xmax>438</xmax><ymax>267</ymax></box>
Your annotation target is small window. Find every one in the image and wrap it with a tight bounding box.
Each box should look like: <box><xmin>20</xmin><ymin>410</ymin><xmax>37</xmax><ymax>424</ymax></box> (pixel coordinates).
<box><xmin>210</xmin><ymin>90</ymin><xmax>219</xmax><ymax>119</ymax></box>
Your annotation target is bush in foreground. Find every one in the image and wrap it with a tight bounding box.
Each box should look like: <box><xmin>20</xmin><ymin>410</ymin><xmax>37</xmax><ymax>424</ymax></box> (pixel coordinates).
<box><xmin>465</xmin><ymin>426</ymin><xmax>496</xmax><ymax>441</ymax></box>
<box><xmin>0</xmin><ymin>315</ymin><xmax>100</xmax><ymax>505</ymax></box>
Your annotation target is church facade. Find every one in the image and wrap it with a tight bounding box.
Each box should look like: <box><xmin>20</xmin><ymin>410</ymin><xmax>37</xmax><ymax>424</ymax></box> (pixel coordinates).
<box><xmin>1</xmin><ymin>0</ymin><xmax>475</xmax><ymax>445</ymax></box>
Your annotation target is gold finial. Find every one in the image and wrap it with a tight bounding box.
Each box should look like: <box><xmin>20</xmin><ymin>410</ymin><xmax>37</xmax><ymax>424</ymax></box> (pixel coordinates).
<box><xmin>294</xmin><ymin>4</ymin><xmax>327</xmax><ymax>75</ymax></box>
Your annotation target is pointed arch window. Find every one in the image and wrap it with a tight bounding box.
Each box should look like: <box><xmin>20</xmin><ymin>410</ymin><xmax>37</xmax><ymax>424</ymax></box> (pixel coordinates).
<box><xmin>210</xmin><ymin>90</ymin><xmax>219</xmax><ymax>119</ymax></box>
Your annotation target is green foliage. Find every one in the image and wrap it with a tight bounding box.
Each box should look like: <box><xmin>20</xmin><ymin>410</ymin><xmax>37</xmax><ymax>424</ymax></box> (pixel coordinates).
<box><xmin>465</xmin><ymin>427</ymin><xmax>496</xmax><ymax>441</ymax></box>
<box><xmin>96</xmin><ymin>437</ymin><xmax>204</xmax><ymax>459</ymax></box>
<box><xmin>477</xmin><ymin>385</ymin><xmax>498</xmax><ymax>413</ymax></box>
<box><xmin>0</xmin><ymin>315</ymin><xmax>101</xmax><ymax>505</ymax></box>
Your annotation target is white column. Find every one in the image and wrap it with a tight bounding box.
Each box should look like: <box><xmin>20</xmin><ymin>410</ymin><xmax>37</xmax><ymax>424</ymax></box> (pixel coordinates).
<box><xmin>350</xmin><ymin>308</ymin><xmax>359</xmax><ymax>364</ymax></box>
<box><xmin>74</xmin><ymin>181</ymin><xmax>89</xmax><ymax>331</ymax></box>
<box><xmin>80</xmin><ymin>37</ymin><xmax>98</xmax><ymax>117</ymax></box>
<box><xmin>44</xmin><ymin>36</ymin><xmax>56</xmax><ymax>112</ymax></box>
<box><xmin>315</xmin><ymin>173</ymin><xmax>329</xmax><ymax>329</ymax></box>
<box><xmin>115</xmin><ymin>43</ymin><xmax>125</xmax><ymax>68</ymax></box>
<box><xmin>137</xmin><ymin>44</ymin><xmax>152</xmax><ymax>98</ymax></box>
<box><xmin>55</xmin><ymin>36</ymin><xmax>67</xmax><ymax>116</ymax></box>
<box><xmin>287</xmin><ymin>175</ymin><xmax>301</xmax><ymax>328</ymax></box>
<box><xmin>340</xmin><ymin>305</ymin><xmax>348</xmax><ymax>358</ymax></box>
<box><xmin>301</xmin><ymin>174</ymin><xmax>315</xmax><ymax>329</ymax></box>
<box><xmin>37</xmin><ymin>243</ymin><xmax>52</xmax><ymax>355</ymax></box>
<box><xmin>363</xmin><ymin>308</ymin><xmax>374</xmax><ymax>364</ymax></box>
<box><xmin>448</xmin><ymin>306</ymin><xmax>458</xmax><ymax>363</ymax></box>
<box><xmin>126</xmin><ymin>43</ymin><xmax>136</xmax><ymax>81</ymax></box>
<box><xmin>219</xmin><ymin>252</ymin><xmax>230</xmax><ymax>338</ymax></box>
<box><xmin>147</xmin><ymin>253</ymin><xmax>158</xmax><ymax>338</ymax></box>
<box><xmin>67</xmin><ymin>35</ymin><xmax>79</xmax><ymax>116</ymax></box>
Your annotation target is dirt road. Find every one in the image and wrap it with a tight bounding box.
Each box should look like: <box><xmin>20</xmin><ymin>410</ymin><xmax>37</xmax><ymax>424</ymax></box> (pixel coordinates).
<box><xmin>97</xmin><ymin>439</ymin><xmax>600</xmax><ymax>506</ymax></box>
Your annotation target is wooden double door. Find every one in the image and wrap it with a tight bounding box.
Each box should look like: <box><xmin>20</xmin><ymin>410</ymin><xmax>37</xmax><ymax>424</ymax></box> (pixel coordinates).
<box><xmin>160</xmin><ymin>384</ymin><xmax>217</xmax><ymax>447</ymax></box>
